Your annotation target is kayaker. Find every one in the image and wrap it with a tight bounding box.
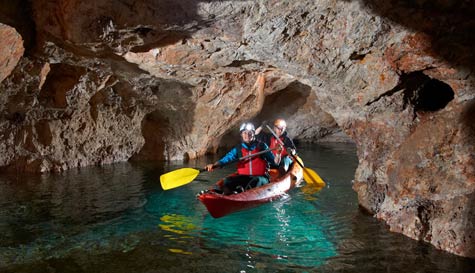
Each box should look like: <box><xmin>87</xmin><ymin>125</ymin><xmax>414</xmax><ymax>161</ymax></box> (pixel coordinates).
<box><xmin>255</xmin><ymin>118</ymin><xmax>297</xmax><ymax>174</ymax></box>
<box><xmin>204</xmin><ymin>122</ymin><xmax>282</xmax><ymax>195</ymax></box>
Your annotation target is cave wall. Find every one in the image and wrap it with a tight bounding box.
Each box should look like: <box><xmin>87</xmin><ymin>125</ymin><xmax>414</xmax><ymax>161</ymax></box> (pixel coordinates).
<box><xmin>0</xmin><ymin>0</ymin><xmax>474</xmax><ymax>258</ymax></box>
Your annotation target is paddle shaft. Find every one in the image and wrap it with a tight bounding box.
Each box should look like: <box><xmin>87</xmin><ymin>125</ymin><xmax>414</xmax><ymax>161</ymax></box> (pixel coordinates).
<box><xmin>161</xmin><ymin>147</ymin><xmax>280</xmax><ymax>190</ymax></box>
<box><xmin>239</xmin><ymin>147</ymin><xmax>279</xmax><ymax>161</ymax></box>
<box><xmin>210</xmin><ymin>147</ymin><xmax>279</xmax><ymax>171</ymax></box>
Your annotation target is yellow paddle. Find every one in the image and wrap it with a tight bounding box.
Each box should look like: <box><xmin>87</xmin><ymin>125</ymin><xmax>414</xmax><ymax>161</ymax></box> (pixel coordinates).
<box><xmin>265</xmin><ymin>125</ymin><xmax>325</xmax><ymax>186</ymax></box>
<box><xmin>160</xmin><ymin>147</ymin><xmax>279</xmax><ymax>190</ymax></box>
<box><xmin>160</xmin><ymin>168</ymin><xmax>203</xmax><ymax>190</ymax></box>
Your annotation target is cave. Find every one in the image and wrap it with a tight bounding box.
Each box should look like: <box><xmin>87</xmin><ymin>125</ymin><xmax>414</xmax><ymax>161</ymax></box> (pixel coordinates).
<box><xmin>401</xmin><ymin>71</ymin><xmax>455</xmax><ymax>112</ymax></box>
<box><xmin>414</xmin><ymin>77</ymin><xmax>454</xmax><ymax>112</ymax></box>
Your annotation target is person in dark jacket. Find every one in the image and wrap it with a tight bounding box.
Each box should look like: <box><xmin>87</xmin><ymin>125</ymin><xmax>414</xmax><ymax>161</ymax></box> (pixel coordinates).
<box><xmin>255</xmin><ymin>118</ymin><xmax>296</xmax><ymax>174</ymax></box>
<box><xmin>205</xmin><ymin>122</ymin><xmax>281</xmax><ymax>195</ymax></box>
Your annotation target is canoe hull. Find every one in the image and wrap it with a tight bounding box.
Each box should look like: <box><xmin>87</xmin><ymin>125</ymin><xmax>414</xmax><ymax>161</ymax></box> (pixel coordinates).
<box><xmin>197</xmin><ymin>158</ymin><xmax>304</xmax><ymax>218</ymax></box>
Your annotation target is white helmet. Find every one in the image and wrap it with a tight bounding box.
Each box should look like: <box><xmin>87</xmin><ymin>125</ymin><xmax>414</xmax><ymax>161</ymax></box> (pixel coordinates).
<box><xmin>239</xmin><ymin>122</ymin><xmax>255</xmax><ymax>132</ymax></box>
<box><xmin>274</xmin><ymin>118</ymin><xmax>287</xmax><ymax>129</ymax></box>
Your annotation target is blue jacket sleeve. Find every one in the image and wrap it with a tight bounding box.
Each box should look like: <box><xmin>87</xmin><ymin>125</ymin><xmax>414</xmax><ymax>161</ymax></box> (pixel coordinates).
<box><xmin>218</xmin><ymin>146</ymin><xmax>239</xmax><ymax>166</ymax></box>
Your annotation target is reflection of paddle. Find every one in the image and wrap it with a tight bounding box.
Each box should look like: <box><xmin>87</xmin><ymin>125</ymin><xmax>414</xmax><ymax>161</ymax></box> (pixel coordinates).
<box><xmin>160</xmin><ymin>148</ymin><xmax>278</xmax><ymax>190</ymax></box>
<box><xmin>265</xmin><ymin>125</ymin><xmax>325</xmax><ymax>186</ymax></box>
<box><xmin>301</xmin><ymin>183</ymin><xmax>325</xmax><ymax>200</ymax></box>
<box><xmin>159</xmin><ymin>214</ymin><xmax>195</xmax><ymax>255</ymax></box>
<box><xmin>159</xmin><ymin>214</ymin><xmax>197</xmax><ymax>235</ymax></box>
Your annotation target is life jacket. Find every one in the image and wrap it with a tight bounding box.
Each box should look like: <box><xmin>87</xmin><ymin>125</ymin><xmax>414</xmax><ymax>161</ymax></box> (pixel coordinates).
<box><xmin>269</xmin><ymin>136</ymin><xmax>288</xmax><ymax>157</ymax></box>
<box><xmin>236</xmin><ymin>143</ymin><xmax>268</xmax><ymax>176</ymax></box>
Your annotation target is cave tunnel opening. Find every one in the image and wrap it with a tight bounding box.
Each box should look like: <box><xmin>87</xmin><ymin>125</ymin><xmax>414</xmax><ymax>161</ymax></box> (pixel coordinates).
<box><xmin>415</xmin><ymin>78</ymin><xmax>455</xmax><ymax>112</ymax></box>
<box><xmin>217</xmin><ymin>80</ymin><xmax>311</xmax><ymax>151</ymax></box>
<box><xmin>130</xmin><ymin>110</ymin><xmax>167</xmax><ymax>162</ymax></box>
<box><xmin>402</xmin><ymin>72</ymin><xmax>455</xmax><ymax>113</ymax></box>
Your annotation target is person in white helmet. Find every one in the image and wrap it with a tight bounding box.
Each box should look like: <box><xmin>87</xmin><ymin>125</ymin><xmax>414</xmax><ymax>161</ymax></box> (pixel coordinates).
<box><xmin>255</xmin><ymin>118</ymin><xmax>296</xmax><ymax>174</ymax></box>
<box><xmin>205</xmin><ymin>122</ymin><xmax>281</xmax><ymax>195</ymax></box>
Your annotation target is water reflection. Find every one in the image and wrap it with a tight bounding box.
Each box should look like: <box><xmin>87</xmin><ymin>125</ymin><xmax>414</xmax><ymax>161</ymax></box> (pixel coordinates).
<box><xmin>300</xmin><ymin>183</ymin><xmax>326</xmax><ymax>200</ymax></box>
<box><xmin>195</xmin><ymin>193</ymin><xmax>337</xmax><ymax>268</ymax></box>
<box><xmin>0</xmin><ymin>162</ymin><xmax>149</xmax><ymax>264</ymax></box>
<box><xmin>159</xmin><ymin>214</ymin><xmax>197</xmax><ymax>255</ymax></box>
<box><xmin>0</xmin><ymin>163</ymin><xmax>146</xmax><ymax>224</ymax></box>
<box><xmin>159</xmin><ymin>214</ymin><xmax>198</xmax><ymax>235</ymax></box>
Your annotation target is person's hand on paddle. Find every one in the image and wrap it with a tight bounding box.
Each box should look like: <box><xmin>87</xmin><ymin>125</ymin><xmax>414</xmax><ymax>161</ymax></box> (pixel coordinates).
<box><xmin>276</xmin><ymin>144</ymin><xmax>284</xmax><ymax>155</ymax></box>
<box><xmin>205</xmin><ymin>164</ymin><xmax>214</xmax><ymax>172</ymax></box>
<box><xmin>255</xmin><ymin>120</ymin><xmax>267</xmax><ymax>135</ymax></box>
<box><xmin>274</xmin><ymin>144</ymin><xmax>284</xmax><ymax>164</ymax></box>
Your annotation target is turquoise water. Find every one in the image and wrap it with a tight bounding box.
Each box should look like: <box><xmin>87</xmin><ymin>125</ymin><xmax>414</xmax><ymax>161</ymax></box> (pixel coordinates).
<box><xmin>0</xmin><ymin>143</ymin><xmax>474</xmax><ymax>272</ymax></box>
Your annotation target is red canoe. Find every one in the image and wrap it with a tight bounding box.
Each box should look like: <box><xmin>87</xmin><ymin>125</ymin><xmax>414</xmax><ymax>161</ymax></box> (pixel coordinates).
<box><xmin>197</xmin><ymin>157</ymin><xmax>304</xmax><ymax>218</ymax></box>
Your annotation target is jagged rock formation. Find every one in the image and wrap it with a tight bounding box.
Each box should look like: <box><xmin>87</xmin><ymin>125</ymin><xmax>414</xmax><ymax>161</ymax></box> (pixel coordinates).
<box><xmin>0</xmin><ymin>0</ymin><xmax>474</xmax><ymax>258</ymax></box>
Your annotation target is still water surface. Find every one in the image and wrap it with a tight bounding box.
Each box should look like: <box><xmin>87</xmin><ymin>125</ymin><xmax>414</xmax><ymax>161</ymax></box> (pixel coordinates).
<box><xmin>0</xmin><ymin>143</ymin><xmax>474</xmax><ymax>272</ymax></box>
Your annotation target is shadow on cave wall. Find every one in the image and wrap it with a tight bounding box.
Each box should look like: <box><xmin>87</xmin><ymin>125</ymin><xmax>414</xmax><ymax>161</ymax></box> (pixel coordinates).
<box><xmin>0</xmin><ymin>0</ymin><xmax>36</xmax><ymax>53</ymax></box>
<box><xmin>460</xmin><ymin>99</ymin><xmax>475</xmax><ymax>257</ymax></box>
<box><xmin>461</xmin><ymin>99</ymin><xmax>475</xmax><ymax>139</ymax></box>
<box><xmin>217</xmin><ymin>81</ymin><xmax>311</xmax><ymax>152</ymax></box>
<box><xmin>347</xmin><ymin>0</ymin><xmax>475</xmax><ymax>71</ymax></box>
<box><xmin>368</xmin><ymin>71</ymin><xmax>455</xmax><ymax>113</ymax></box>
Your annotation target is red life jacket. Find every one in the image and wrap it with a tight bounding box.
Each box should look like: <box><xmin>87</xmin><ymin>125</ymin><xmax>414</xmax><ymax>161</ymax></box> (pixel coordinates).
<box><xmin>269</xmin><ymin>136</ymin><xmax>288</xmax><ymax>157</ymax></box>
<box><xmin>236</xmin><ymin>145</ymin><xmax>268</xmax><ymax>176</ymax></box>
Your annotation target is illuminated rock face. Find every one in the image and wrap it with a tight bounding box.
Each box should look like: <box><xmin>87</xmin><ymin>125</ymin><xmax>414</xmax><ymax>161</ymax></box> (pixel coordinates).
<box><xmin>0</xmin><ymin>0</ymin><xmax>474</xmax><ymax>258</ymax></box>
<box><xmin>0</xmin><ymin>23</ymin><xmax>24</xmax><ymax>83</ymax></box>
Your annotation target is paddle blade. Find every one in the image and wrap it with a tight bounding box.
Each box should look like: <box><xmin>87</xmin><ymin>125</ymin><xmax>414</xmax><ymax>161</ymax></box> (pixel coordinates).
<box><xmin>303</xmin><ymin>167</ymin><xmax>326</xmax><ymax>186</ymax></box>
<box><xmin>160</xmin><ymin>168</ymin><xmax>201</xmax><ymax>190</ymax></box>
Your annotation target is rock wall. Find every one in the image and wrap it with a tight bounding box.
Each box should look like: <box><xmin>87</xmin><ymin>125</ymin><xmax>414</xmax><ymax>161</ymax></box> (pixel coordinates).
<box><xmin>0</xmin><ymin>0</ymin><xmax>474</xmax><ymax>258</ymax></box>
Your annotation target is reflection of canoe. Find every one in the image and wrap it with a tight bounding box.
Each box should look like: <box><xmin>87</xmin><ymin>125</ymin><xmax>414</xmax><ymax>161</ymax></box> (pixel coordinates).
<box><xmin>197</xmin><ymin>157</ymin><xmax>304</xmax><ymax>218</ymax></box>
